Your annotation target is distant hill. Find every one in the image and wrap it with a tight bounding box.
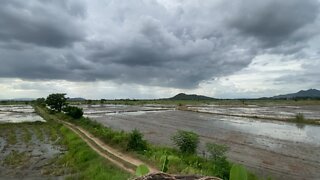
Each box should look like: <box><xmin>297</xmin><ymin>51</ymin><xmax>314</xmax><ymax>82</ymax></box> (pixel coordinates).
<box><xmin>68</xmin><ymin>97</ymin><xmax>86</xmax><ymax>101</ymax></box>
<box><xmin>272</xmin><ymin>89</ymin><xmax>320</xmax><ymax>99</ymax></box>
<box><xmin>168</xmin><ymin>93</ymin><xmax>215</xmax><ymax>100</ymax></box>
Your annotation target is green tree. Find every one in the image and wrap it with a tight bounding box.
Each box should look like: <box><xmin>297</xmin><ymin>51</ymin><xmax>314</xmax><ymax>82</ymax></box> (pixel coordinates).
<box><xmin>46</xmin><ymin>93</ymin><xmax>67</xmax><ymax>112</ymax></box>
<box><xmin>172</xmin><ymin>130</ymin><xmax>199</xmax><ymax>154</ymax></box>
<box><xmin>127</xmin><ymin>129</ymin><xmax>147</xmax><ymax>152</ymax></box>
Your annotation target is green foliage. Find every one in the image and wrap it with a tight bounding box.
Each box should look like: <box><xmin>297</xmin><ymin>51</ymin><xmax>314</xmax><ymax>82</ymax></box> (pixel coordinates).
<box><xmin>172</xmin><ymin>130</ymin><xmax>199</xmax><ymax>154</ymax></box>
<box><xmin>295</xmin><ymin>113</ymin><xmax>305</xmax><ymax>122</ymax></box>
<box><xmin>3</xmin><ymin>150</ymin><xmax>29</xmax><ymax>167</ymax></box>
<box><xmin>230</xmin><ymin>164</ymin><xmax>248</xmax><ymax>180</ymax></box>
<box><xmin>59</xmin><ymin>126</ymin><xmax>131</xmax><ymax>179</ymax></box>
<box><xmin>64</xmin><ymin>106</ymin><xmax>84</xmax><ymax>119</ymax></box>
<box><xmin>127</xmin><ymin>129</ymin><xmax>148</xmax><ymax>152</ymax></box>
<box><xmin>206</xmin><ymin>143</ymin><xmax>230</xmax><ymax>179</ymax></box>
<box><xmin>161</xmin><ymin>154</ymin><xmax>169</xmax><ymax>173</ymax></box>
<box><xmin>46</xmin><ymin>93</ymin><xmax>67</xmax><ymax>112</ymax></box>
<box><xmin>35</xmin><ymin>98</ymin><xmax>46</xmax><ymax>107</ymax></box>
<box><xmin>206</xmin><ymin>143</ymin><xmax>229</xmax><ymax>162</ymax></box>
<box><xmin>135</xmin><ymin>164</ymin><xmax>150</xmax><ymax>176</ymax></box>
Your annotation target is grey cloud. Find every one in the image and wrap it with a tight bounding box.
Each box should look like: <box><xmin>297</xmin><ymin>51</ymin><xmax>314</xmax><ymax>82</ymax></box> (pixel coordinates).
<box><xmin>227</xmin><ymin>0</ymin><xmax>319</xmax><ymax>47</ymax></box>
<box><xmin>0</xmin><ymin>0</ymin><xmax>319</xmax><ymax>89</ymax></box>
<box><xmin>0</xmin><ymin>0</ymin><xmax>86</xmax><ymax>48</ymax></box>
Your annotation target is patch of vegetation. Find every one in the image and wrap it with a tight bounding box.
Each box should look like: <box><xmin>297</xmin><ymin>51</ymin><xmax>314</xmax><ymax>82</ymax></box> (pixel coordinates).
<box><xmin>172</xmin><ymin>130</ymin><xmax>199</xmax><ymax>154</ymax></box>
<box><xmin>7</xmin><ymin>129</ymin><xmax>17</xmax><ymax>145</ymax></box>
<box><xmin>63</xmin><ymin>106</ymin><xmax>84</xmax><ymax>119</ymax></box>
<box><xmin>56</xmin><ymin>126</ymin><xmax>131</xmax><ymax>179</ymax></box>
<box><xmin>33</xmin><ymin>106</ymin><xmax>131</xmax><ymax>179</ymax></box>
<box><xmin>206</xmin><ymin>143</ymin><xmax>230</xmax><ymax>178</ymax></box>
<box><xmin>34</xmin><ymin>126</ymin><xmax>44</xmax><ymax>142</ymax></box>
<box><xmin>22</xmin><ymin>126</ymin><xmax>32</xmax><ymax>144</ymax></box>
<box><xmin>295</xmin><ymin>113</ymin><xmax>305</xmax><ymax>123</ymax></box>
<box><xmin>3</xmin><ymin>150</ymin><xmax>30</xmax><ymax>167</ymax></box>
<box><xmin>127</xmin><ymin>129</ymin><xmax>148</xmax><ymax>152</ymax></box>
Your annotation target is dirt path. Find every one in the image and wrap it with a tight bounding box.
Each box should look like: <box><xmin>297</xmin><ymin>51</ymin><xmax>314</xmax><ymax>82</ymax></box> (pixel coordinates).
<box><xmin>61</xmin><ymin>121</ymin><xmax>158</xmax><ymax>174</ymax></box>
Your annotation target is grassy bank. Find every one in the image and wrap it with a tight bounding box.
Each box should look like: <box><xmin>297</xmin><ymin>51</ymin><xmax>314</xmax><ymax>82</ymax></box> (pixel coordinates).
<box><xmin>35</xmin><ymin>106</ymin><xmax>262</xmax><ymax>180</ymax></box>
<box><xmin>28</xmin><ymin>108</ymin><xmax>131</xmax><ymax>179</ymax></box>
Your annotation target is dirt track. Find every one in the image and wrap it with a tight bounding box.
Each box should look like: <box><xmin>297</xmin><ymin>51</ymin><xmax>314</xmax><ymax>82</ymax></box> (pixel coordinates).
<box><xmin>60</xmin><ymin>120</ymin><xmax>158</xmax><ymax>174</ymax></box>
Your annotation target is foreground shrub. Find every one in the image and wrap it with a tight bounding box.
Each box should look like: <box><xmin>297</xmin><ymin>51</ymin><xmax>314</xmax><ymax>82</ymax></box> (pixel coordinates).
<box><xmin>127</xmin><ymin>129</ymin><xmax>148</xmax><ymax>152</ymax></box>
<box><xmin>64</xmin><ymin>106</ymin><xmax>84</xmax><ymax>119</ymax></box>
<box><xmin>172</xmin><ymin>130</ymin><xmax>199</xmax><ymax>154</ymax></box>
<box><xmin>206</xmin><ymin>143</ymin><xmax>229</xmax><ymax>162</ymax></box>
<box><xmin>206</xmin><ymin>143</ymin><xmax>230</xmax><ymax>179</ymax></box>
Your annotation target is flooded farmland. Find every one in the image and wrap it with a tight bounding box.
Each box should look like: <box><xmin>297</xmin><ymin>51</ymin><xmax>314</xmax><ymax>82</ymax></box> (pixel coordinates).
<box><xmin>0</xmin><ymin>105</ymin><xmax>68</xmax><ymax>179</ymax></box>
<box><xmin>83</xmin><ymin>104</ymin><xmax>320</xmax><ymax>180</ymax></box>
<box><xmin>0</xmin><ymin>105</ymin><xmax>45</xmax><ymax>123</ymax></box>
<box><xmin>189</xmin><ymin>105</ymin><xmax>320</xmax><ymax>120</ymax></box>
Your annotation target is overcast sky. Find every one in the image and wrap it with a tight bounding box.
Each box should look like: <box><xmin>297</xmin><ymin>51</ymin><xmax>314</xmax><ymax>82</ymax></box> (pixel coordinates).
<box><xmin>1</xmin><ymin>0</ymin><xmax>320</xmax><ymax>99</ymax></box>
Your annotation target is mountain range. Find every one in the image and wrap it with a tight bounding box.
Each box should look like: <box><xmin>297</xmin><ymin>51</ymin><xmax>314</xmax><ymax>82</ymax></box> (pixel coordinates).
<box><xmin>271</xmin><ymin>89</ymin><xmax>320</xmax><ymax>99</ymax></box>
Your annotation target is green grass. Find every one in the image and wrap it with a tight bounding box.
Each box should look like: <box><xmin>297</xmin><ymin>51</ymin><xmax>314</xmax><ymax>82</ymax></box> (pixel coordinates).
<box><xmin>22</xmin><ymin>126</ymin><xmax>32</xmax><ymax>144</ymax></box>
<box><xmin>57</xmin><ymin>126</ymin><xmax>131</xmax><ymax>179</ymax></box>
<box><xmin>34</xmin><ymin>106</ymin><xmax>132</xmax><ymax>179</ymax></box>
<box><xmin>7</xmin><ymin>128</ymin><xmax>17</xmax><ymax>145</ymax></box>
<box><xmin>3</xmin><ymin>150</ymin><xmax>30</xmax><ymax>167</ymax></box>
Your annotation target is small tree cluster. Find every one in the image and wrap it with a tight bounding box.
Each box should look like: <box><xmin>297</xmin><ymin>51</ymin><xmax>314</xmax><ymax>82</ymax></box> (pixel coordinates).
<box><xmin>171</xmin><ymin>130</ymin><xmax>199</xmax><ymax>154</ymax></box>
<box><xmin>63</xmin><ymin>106</ymin><xmax>84</xmax><ymax>119</ymax></box>
<box><xmin>127</xmin><ymin>129</ymin><xmax>148</xmax><ymax>152</ymax></box>
<box><xmin>45</xmin><ymin>93</ymin><xmax>83</xmax><ymax>119</ymax></box>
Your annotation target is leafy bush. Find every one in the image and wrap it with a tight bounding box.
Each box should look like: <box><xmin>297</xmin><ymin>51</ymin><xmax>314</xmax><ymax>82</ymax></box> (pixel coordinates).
<box><xmin>127</xmin><ymin>129</ymin><xmax>148</xmax><ymax>152</ymax></box>
<box><xmin>172</xmin><ymin>130</ymin><xmax>199</xmax><ymax>154</ymax></box>
<box><xmin>206</xmin><ymin>143</ymin><xmax>229</xmax><ymax>161</ymax></box>
<box><xmin>64</xmin><ymin>106</ymin><xmax>84</xmax><ymax>119</ymax></box>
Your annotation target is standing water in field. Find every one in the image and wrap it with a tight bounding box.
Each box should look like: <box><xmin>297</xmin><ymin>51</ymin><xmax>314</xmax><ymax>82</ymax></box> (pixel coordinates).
<box><xmin>83</xmin><ymin>104</ymin><xmax>320</xmax><ymax>180</ymax></box>
<box><xmin>0</xmin><ymin>105</ymin><xmax>45</xmax><ymax>123</ymax></box>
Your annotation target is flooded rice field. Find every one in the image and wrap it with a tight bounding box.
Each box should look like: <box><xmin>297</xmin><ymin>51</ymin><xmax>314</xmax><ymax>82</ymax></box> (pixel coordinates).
<box><xmin>84</xmin><ymin>104</ymin><xmax>320</xmax><ymax>180</ymax></box>
<box><xmin>0</xmin><ymin>105</ymin><xmax>45</xmax><ymax>123</ymax></box>
<box><xmin>0</xmin><ymin>123</ymin><xmax>66</xmax><ymax>179</ymax></box>
<box><xmin>189</xmin><ymin>105</ymin><xmax>320</xmax><ymax>120</ymax></box>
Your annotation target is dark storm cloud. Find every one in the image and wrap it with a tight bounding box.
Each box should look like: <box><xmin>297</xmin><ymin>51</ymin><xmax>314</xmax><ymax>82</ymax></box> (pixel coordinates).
<box><xmin>227</xmin><ymin>0</ymin><xmax>320</xmax><ymax>47</ymax></box>
<box><xmin>0</xmin><ymin>0</ymin><xmax>319</xmax><ymax>89</ymax></box>
<box><xmin>0</xmin><ymin>0</ymin><xmax>85</xmax><ymax>47</ymax></box>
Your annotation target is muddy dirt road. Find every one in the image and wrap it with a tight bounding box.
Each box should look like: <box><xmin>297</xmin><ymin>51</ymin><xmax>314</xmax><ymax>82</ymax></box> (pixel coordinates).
<box><xmin>84</xmin><ymin>105</ymin><xmax>320</xmax><ymax>180</ymax></box>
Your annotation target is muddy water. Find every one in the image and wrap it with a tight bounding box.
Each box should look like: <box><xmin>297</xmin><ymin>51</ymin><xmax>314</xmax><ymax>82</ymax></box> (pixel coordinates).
<box><xmin>0</xmin><ymin>124</ymin><xmax>66</xmax><ymax>179</ymax></box>
<box><xmin>0</xmin><ymin>105</ymin><xmax>45</xmax><ymax>123</ymax></box>
<box><xmin>85</xmin><ymin>105</ymin><xmax>320</xmax><ymax>180</ymax></box>
<box><xmin>190</xmin><ymin>105</ymin><xmax>320</xmax><ymax>120</ymax></box>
